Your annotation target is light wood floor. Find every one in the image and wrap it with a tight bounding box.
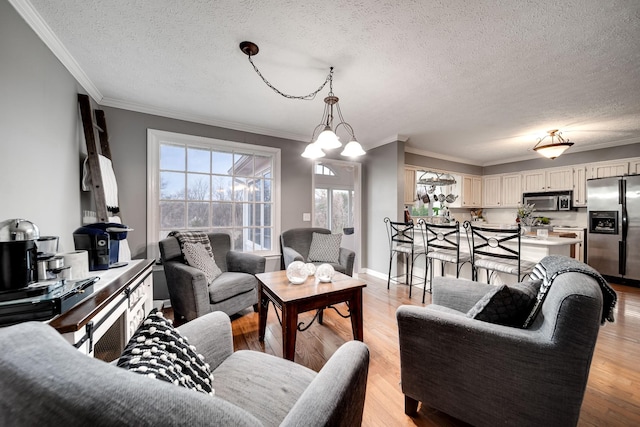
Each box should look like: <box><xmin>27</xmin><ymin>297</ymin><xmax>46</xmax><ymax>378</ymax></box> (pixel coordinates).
<box><xmin>172</xmin><ymin>274</ymin><xmax>640</xmax><ymax>426</ymax></box>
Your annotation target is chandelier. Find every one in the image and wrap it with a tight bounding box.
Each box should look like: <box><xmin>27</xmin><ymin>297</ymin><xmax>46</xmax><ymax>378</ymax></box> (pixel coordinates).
<box><xmin>239</xmin><ymin>41</ymin><xmax>365</xmax><ymax>159</ymax></box>
<box><xmin>533</xmin><ymin>129</ymin><xmax>574</xmax><ymax>159</ymax></box>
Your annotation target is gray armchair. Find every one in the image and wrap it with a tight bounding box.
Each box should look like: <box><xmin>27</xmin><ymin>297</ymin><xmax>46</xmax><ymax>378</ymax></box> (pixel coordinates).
<box><xmin>159</xmin><ymin>232</ymin><xmax>265</xmax><ymax>321</ymax></box>
<box><xmin>280</xmin><ymin>228</ymin><xmax>355</xmax><ymax>276</ymax></box>
<box><xmin>0</xmin><ymin>311</ymin><xmax>370</xmax><ymax>426</ymax></box>
<box><xmin>396</xmin><ymin>273</ymin><xmax>605</xmax><ymax>427</ymax></box>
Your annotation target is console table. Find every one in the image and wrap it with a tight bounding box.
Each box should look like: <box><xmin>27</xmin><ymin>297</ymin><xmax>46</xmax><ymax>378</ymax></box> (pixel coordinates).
<box><xmin>48</xmin><ymin>259</ymin><xmax>154</xmax><ymax>358</ymax></box>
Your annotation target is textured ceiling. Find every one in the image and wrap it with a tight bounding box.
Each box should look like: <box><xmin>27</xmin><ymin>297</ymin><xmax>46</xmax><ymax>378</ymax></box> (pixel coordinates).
<box><xmin>14</xmin><ymin>0</ymin><xmax>640</xmax><ymax>165</ymax></box>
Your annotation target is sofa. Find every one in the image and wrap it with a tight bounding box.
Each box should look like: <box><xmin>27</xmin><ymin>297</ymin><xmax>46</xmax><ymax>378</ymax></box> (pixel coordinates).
<box><xmin>280</xmin><ymin>228</ymin><xmax>355</xmax><ymax>276</ymax></box>
<box><xmin>159</xmin><ymin>232</ymin><xmax>265</xmax><ymax>321</ymax></box>
<box><xmin>0</xmin><ymin>311</ymin><xmax>370</xmax><ymax>426</ymax></box>
<box><xmin>397</xmin><ymin>271</ymin><xmax>606</xmax><ymax>427</ymax></box>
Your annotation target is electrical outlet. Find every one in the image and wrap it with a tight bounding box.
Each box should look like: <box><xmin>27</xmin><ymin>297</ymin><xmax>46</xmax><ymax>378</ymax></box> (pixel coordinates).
<box><xmin>303</xmin><ymin>213</ymin><xmax>311</xmax><ymax>221</ymax></box>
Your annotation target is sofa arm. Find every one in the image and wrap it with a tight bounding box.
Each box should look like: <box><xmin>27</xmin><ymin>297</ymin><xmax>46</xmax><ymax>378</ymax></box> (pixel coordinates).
<box><xmin>177</xmin><ymin>311</ymin><xmax>233</xmax><ymax>371</ymax></box>
<box><xmin>339</xmin><ymin>247</ymin><xmax>355</xmax><ymax>276</ymax></box>
<box><xmin>431</xmin><ymin>276</ymin><xmax>495</xmax><ymax>313</ymax></box>
<box><xmin>163</xmin><ymin>261</ymin><xmax>211</xmax><ymax>321</ymax></box>
<box><xmin>282</xmin><ymin>246</ymin><xmax>304</xmax><ymax>269</ymax></box>
<box><xmin>227</xmin><ymin>251</ymin><xmax>266</xmax><ymax>275</ymax></box>
<box><xmin>281</xmin><ymin>341</ymin><xmax>369</xmax><ymax>427</ymax></box>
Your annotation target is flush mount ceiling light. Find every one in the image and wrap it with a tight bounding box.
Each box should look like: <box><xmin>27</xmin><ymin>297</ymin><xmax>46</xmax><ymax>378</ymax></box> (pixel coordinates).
<box><xmin>239</xmin><ymin>41</ymin><xmax>365</xmax><ymax>159</ymax></box>
<box><xmin>533</xmin><ymin>129</ymin><xmax>574</xmax><ymax>159</ymax></box>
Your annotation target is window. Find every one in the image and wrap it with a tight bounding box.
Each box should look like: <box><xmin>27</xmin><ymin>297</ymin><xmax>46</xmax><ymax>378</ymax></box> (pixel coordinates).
<box><xmin>315</xmin><ymin>164</ymin><xmax>335</xmax><ymax>176</ymax></box>
<box><xmin>147</xmin><ymin>130</ymin><xmax>280</xmax><ymax>258</ymax></box>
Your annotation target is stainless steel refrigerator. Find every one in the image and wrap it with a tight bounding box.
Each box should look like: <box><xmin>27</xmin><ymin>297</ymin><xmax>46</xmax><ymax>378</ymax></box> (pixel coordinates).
<box><xmin>587</xmin><ymin>174</ymin><xmax>640</xmax><ymax>284</ymax></box>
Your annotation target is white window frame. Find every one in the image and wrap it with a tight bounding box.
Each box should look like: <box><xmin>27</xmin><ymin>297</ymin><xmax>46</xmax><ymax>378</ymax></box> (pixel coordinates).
<box><xmin>146</xmin><ymin>129</ymin><xmax>281</xmax><ymax>260</ymax></box>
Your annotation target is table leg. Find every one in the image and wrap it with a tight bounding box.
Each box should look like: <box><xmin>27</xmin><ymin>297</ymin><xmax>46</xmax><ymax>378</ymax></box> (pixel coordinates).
<box><xmin>258</xmin><ymin>291</ymin><xmax>269</xmax><ymax>342</ymax></box>
<box><xmin>349</xmin><ymin>289</ymin><xmax>364</xmax><ymax>341</ymax></box>
<box><xmin>282</xmin><ymin>303</ymin><xmax>298</xmax><ymax>361</ymax></box>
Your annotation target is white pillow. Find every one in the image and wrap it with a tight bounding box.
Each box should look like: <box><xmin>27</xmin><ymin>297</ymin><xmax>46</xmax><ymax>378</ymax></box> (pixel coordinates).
<box><xmin>182</xmin><ymin>242</ymin><xmax>222</xmax><ymax>284</ymax></box>
<box><xmin>307</xmin><ymin>233</ymin><xmax>342</xmax><ymax>263</ymax></box>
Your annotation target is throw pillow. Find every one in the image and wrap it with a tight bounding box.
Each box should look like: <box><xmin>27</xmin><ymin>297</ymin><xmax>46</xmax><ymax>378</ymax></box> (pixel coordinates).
<box><xmin>307</xmin><ymin>232</ymin><xmax>342</xmax><ymax>263</ymax></box>
<box><xmin>510</xmin><ymin>279</ymin><xmax>543</xmax><ymax>327</ymax></box>
<box><xmin>117</xmin><ymin>309</ymin><xmax>214</xmax><ymax>396</ymax></box>
<box><xmin>183</xmin><ymin>241</ymin><xmax>223</xmax><ymax>284</ymax></box>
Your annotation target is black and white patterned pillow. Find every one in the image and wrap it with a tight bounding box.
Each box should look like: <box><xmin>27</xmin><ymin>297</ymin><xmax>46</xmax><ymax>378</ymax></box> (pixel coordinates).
<box><xmin>467</xmin><ymin>280</ymin><xmax>543</xmax><ymax>327</ymax></box>
<box><xmin>183</xmin><ymin>241</ymin><xmax>223</xmax><ymax>284</ymax></box>
<box><xmin>117</xmin><ymin>309</ymin><xmax>214</xmax><ymax>395</ymax></box>
<box><xmin>308</xmin><ymin>233</ymin><xmax>342</xmax><ymax>263</ymax></box>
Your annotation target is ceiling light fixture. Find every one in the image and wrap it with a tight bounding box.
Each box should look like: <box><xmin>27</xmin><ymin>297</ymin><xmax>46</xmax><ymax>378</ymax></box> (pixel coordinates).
<box><xmin>533</xmin><ymin>129</ymin><xmax>574</xmax><ymax>159</ymax></box>
<box><xmin>239</xmin><ymin>41</ymin><xmax>365</xmax><ymax>159</ymax></box>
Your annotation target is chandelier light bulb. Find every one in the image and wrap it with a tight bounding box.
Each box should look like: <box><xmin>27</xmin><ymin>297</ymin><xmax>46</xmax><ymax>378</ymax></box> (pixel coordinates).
<box><xmin>301</xmin><ymin>142</ymin><xmax>326</xmax><ymax>159</ymax></box>
<box><xmin>315</xmin><ymin>126</ymin><xmax>341</xmax><ymax>150</ymax></box>
<box><xmin>341</xmin><ymin>139</ymin><xmax>366</xmax><ymax>157</ymax></box>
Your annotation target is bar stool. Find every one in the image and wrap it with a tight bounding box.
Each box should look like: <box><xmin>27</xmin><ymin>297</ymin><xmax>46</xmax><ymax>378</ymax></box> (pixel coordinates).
<box><xmin>384</xmin><ymin>217</ymin><xmax>427</xmax><ymax>298</ymax></box>
<box><xmin>463</xmin><ymin>221</ymin><xmax>535</xmax><ymax>283</ymax></box>
<box><xmin>418</xmin><ymin>219</ymin><xmax>470</xmax><ymax>303</ymax></box>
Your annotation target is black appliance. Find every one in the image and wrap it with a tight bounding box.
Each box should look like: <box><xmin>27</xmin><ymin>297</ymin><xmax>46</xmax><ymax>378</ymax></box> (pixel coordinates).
<box><xmin>73</xmin><ymin>223</ymin><xmax>130</xmax><ymax>271</ymax></box>
<box><xmin>0</xmin><ymin>277</ymin><xmax>98</xmax><ymax>326</ymax></box>
<box><xmin>0</xmin><ymin>240</ymin><xmax>38</xmax><ymax>291</ymax></box>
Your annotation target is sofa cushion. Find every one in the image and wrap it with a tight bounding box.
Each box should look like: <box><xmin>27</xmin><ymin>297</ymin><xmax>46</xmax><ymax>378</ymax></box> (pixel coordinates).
<box><xmin>467</xmin><ymin>280</ymin><xmax>543</xmax><ymax>327</ymax></box>
<box><xmin>308</xmin><ymin>232</ymin><xmax>342</xmax><ymax>263</ymax></box>
<box><xmin>213</xmin><ymin>350</ymin><xmax>317</xmax><ymax>426</ymax></box>
<box><xmin>209</xmin><ymin>272</ymin><xmax>257</xmax><ymax>303</ymax></box>
<box><xmin>183</xmin><ymin>241</ymin><xmax>223</xmax><ymax>284</ymax></box>
<box><xmin>117</xmin><ymin>309</ymin><xmax>214</xmax><ymax>395</ymax></box>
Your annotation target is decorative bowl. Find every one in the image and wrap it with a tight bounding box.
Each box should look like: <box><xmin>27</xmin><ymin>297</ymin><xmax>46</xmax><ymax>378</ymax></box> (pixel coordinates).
<box><xmin>286</xmin><ymin>261</ymin><xmax>308</xmax><ymax>284</ymax></box>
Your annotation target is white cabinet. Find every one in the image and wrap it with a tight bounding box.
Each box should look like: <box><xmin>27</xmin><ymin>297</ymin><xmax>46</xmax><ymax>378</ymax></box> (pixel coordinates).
<box><xmin>523</xmin><ymin>168</ymin><xmax>573</xmax><ymax>192</ymax></box>
<box><xmin>501</xmin><ymin>174</ymin><xmax>522</xmax><ymax>207</ymax></box>
<box><xmin>461</xmin><ymin>175</ymin><xmax>482</xmax><ymax>207</ymax></box>
<box><xmin>522</xmin><ymin>170</ymin><xmax>546</xmax><ymax>192</ymax></box>
<box><xmin>553</xmin><ymin>227</ymin><xmax>585</xmax><ymax>262</ymax></box>
<box><xmin>404</xmin><ymin>168</ymin><xmax>416</xmax><ymax>205</ymax></box>
<box><xmin>546</xmin><ymin>167</ymin><xmax>574</xmax><ymax>190</ymax></box>
<box><xmin>482</xmin><ymin>175</ymin><xmax>502</xmax><ymax>207</ymax></box>
<box><xmin>589</xmin><ymin>161</ymin><xmax>629</xmax><ymax>179</ymax></box>
<box><xmin>573</xmin><ymin>166</ymin><xmax>587</xmax><ymax>206</ymax></box>
<box><xmin>629</xmin><ymin>158</ymin><xmax>640</xmax><ymax>175</ymax></box>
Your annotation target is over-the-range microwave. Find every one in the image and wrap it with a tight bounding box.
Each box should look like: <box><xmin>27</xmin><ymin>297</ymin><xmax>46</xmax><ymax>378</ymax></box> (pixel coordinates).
<box><xmin>522</xmin><ymin>190</ymin><xmax>573</xmax><ymax>211</ymax></box>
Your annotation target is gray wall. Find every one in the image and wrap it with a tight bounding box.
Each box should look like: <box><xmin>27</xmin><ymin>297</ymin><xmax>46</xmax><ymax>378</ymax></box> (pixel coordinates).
<box><xmin>0</xmin><ymin>1</ymin><xmax>83</xmax><ymax>252</ymax></box>
<box><xmin>405</xmin><ymin>152</ymin><xmax>483</xmax><ymax>175</ymax></box>
<box><xmin>483</xmin><ymin>143</ymin><xmax>640</xmax><ymax>175</ymax></box>
<box><xmin>102</xmin><ymin>106</ymin><xmax>319</xmax><ymax>258</ymax></box>
<box><xmin>363</xmin><ymin>141</ymin><xmax>404</xmax><ymax>275</ymax></box>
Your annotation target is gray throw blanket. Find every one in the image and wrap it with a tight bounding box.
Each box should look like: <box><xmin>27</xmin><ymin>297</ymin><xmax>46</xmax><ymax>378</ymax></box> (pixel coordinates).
<box><xmin>524</xmin><ymin>255</ymin><xmax>617</xmax><ymax>327</ymax></box>
<box><xmin>168</xmin><ymin>231</ymin><xmax>214</xmax><ymax>262</ymax></box>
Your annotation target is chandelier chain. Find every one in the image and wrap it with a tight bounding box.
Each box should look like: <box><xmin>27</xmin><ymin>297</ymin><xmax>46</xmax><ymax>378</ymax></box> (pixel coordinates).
<box><xmin>248</xmin><ymin>56</ymin><xmax>333</xmax><ymax>100</ymax></box>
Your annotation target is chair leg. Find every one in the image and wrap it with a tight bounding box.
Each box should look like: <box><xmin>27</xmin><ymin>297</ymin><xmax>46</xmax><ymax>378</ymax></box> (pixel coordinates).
<box><xmin>387</xmin><ymin>253</ymin><xmax>394</xmax><ymax>289</ymax></box>
<box><xmin>404</xmin><ymin>395</ymin><xmax>419</xmax><ymax>416</ymax></box>
<box><xmin>422</xmin><ymin>258</ymin><xmax>430</xmax><ymax>303</ymax></box>
<box><xmin>253</xmin><ymin>303</ymin><xmax>259</xmax><ymax>313</ymax></box>
<box><xmin>409</xmin><ymin>254</ymin><xmax>415</xmax><ymax>298</ymax></box>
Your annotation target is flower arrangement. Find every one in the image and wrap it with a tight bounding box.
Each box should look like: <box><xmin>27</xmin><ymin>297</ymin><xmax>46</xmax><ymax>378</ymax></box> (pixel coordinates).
<box><xmin>516</xmin><ymin>203</ymin><xmax>539</xmax><ymax>226</ymax></box>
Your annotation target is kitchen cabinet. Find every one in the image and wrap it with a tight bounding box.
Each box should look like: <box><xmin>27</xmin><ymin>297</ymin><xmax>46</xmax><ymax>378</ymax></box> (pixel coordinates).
<box><xmin>461</xmin><ymin>175</ymin><xmax>482</xmax><ymax>207</ymax></box>
<box><xmin>522</xmin><ymin>168</ymin><xmax>573</xmax><ymax>192</ymax></box>
<box><xmin>546</xmin><ymin>167</ymin><xmax>574</xmax><ymax>190</ymax></box>
<box><xmin>573</xmin><ymin>166</ymin><xmax>587</xmax><ymax>206</ymax></box>
<box><xmin>630</xmin><ymin>158</ymin><xmax>640</xmax><ymax>175</ymax></box>
<box><xmin>522</xmin><ymin>170</ymin><xmax>546</xmax><ymax>192</ymax></box>
<box><xmin>404</xmin><ymin>168</ymin><xmax>417</xmax><ymax>205</ymax></box>
<box><xmin>588</xmin><ymin>161</ymin><xmax>629</xmax><ymax>179</ymax></box>
<box><xmin>501</xmin><ymin>174</ymin><xmax>522</xmax><ymax>207</ymax></box>
<box><xmin>482</xmin><ymin>175</ymin><xmax>502</xmax><ymax>207</ymax></box>
<box><xmin>553</xmin><ymin>227</ymin><xmax>585</xmax><ymax>262</ymax></box>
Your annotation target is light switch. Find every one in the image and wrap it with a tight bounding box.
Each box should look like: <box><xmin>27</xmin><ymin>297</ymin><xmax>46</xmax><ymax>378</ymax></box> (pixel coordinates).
<box><xmin>303</xmin><ymin>213</ymin><xmax>311</xmax><ymax>221</ymax></box>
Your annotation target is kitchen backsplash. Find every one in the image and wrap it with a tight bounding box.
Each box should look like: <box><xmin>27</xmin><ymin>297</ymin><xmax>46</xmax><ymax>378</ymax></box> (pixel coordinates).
<box><xmin>481</xmin><ymin>208</ymin><xmax>587</xmax><ymax>227</ymax></box>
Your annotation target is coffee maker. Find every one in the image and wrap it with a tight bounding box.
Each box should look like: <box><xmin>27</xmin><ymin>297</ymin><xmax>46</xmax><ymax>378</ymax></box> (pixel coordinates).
<box><xmin>0</xmin><ymin>219</ymin><xmax>39</xmax><ymax>291</ymax></box>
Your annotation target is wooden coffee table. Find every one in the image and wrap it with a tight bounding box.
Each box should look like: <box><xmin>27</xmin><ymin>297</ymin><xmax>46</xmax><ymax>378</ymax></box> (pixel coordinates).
<box><xmin>256</xmin><ymin>270</ymin><xmax>366</xmax><ymax>361</ymax></box>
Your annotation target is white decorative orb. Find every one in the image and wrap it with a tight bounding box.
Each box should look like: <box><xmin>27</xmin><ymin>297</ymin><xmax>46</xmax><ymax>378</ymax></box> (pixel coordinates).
<box><xmin>304</xmin><ymin>263</ymin><xmax>317</xmax><ymax>276</ymax></box>
<box><xmin>315</xmin><ymin>264</ymin><xmax>335</xmax><ymax>283</ymax></box>
<box><xmin>286</xmin><ymin>261</ymin><xmax>309</xmax><ymax>284</ymax></box>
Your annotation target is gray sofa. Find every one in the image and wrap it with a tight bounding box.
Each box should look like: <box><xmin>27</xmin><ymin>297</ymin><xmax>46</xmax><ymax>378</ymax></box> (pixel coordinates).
<box><xmin>396</xmin><ymin>273</ymin><xmax>605</xmax><ymax>427</ymax></box>
<box><xmin>0</xmin><ymin>311</ymin><xmax>370</xmax><ymax>426</ymax></box>
<box><xmin>280</xmin><ymin>228</ymin><xmax>355</xmax><ymax>276</ymax></box>
<box><xmin>159</xmin><ymin>232</ymin><xmax>265</xmax><ymax>321</ymax></box>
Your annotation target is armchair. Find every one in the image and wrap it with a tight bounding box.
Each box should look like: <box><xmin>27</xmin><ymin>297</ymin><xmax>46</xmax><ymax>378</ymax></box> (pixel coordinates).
<box><xmin>397</xmin><ymin>272</ymin><xmax>605</xmax><ymax>427</ymax></box>
<box><xmin>159</xmin><ymin>232</ymin><xmax>265</xmax><ymax>321</ymax></box>
<box><xmin>280</xmin><ymin>228</ymin><xmax>355</xmax><ymax>276</ymax></box>
<box><xmin>0</xmin><ymin>311</ymin><xmax>370</xmax><ymax>426</ymax></box>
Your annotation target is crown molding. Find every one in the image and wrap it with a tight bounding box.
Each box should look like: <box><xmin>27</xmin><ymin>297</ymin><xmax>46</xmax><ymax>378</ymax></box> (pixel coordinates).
<box><xmin>9</xmin><ymin>0</ymin><xmax>103</xmax><ymax>102</ymax></box>
<box><xmin>404</xmin><ymin>145</ymin><xmax>484</xmax><ymax>166</ymax></box>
